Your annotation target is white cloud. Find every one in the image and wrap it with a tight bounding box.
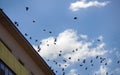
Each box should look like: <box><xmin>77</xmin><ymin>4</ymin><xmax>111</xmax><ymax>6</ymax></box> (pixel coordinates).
<box><xmin>94</xmin><ymin>65</ymin><xmax>108</xmax><ymax>75</ymax></box>
<box><xmin>69</xmin><ymin>0</ymin><xmax>109</xmax><ymax>11</ymax></box>
<box><xmin>80</xmin><ymin>34</ymin><xmax>88</xmax><ymax>39</ymax></box>
<box><xmin>67</xmin><ymin>69</ymin><xmax>77</xmax><ymax>75</ymax></box>
<box><xmin>33</xmin><ymin>29</ymin><xmax>107</xmax><ymax>63</ymax></box>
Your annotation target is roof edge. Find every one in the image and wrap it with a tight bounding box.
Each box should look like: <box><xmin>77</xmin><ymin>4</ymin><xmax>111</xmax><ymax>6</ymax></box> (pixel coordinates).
<box><xmin>0</xmin><ymin>9</ymin><xmax>55</xmax><ymax>75</ymax></box>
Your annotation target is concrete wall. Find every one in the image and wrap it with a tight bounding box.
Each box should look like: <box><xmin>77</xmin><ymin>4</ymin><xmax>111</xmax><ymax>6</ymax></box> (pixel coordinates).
<box><xmin>0</xmin><ymin>24</ymin><xmax>45</xmax><ymax>75</ymax></box>
<box><xmin>0</xmin><ymin>41</ymin><xmax>28</xmax><ymax>75</ymax></box>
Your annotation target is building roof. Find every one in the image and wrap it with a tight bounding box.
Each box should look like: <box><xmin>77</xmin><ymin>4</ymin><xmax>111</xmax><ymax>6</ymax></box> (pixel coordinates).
<box><xmin>0</xmin><ymin>9</ymin><xmax>55</xmax><ymax>75</ymax></box>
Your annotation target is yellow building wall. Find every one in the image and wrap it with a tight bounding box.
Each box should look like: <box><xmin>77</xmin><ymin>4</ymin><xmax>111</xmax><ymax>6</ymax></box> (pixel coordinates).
<box><xmin>0</xmin><ymin>41</ymin><xmax>28</xmax><ymax>75</ymax></box>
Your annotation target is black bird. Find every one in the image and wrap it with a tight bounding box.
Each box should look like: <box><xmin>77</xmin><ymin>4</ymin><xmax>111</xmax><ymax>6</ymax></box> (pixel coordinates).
<box><xmin>60</xmin><ymin>50</ymin><xmax>62</xmax><ymax>53</ymax></box>
<box><xmin>59</xmin><ymin>54</ymin><xmax>61</xmax><ymax>56</ymax></box>
<box><xmin>25</xmin><ymin>7</ymin><xmax>29</xmax><ymax>11</ymax></box>
<box><xmin>97</xmin><ymin>39</ymin><xmax>100</xmax><ymax>41</ymax></box>
<box><xmin>47</xmin><ymin>59</ymin><xmax>49</xmax><ymax>61</ymax></box>
<box><xmin>37</xmin><ymin>46</ymin><xmax>41</xmax><ymax>52</ymax></box>
<box><xmin>85</xmin><ymin>67</ymin><xmax>88</xmax><ymax>70</ymax></box>
<box><xmin>83</xmin><ymin>59</ymin><xmax>86</xmax><ymax>63</ymax></box>
<box><xmin>35</xmin><ymin>39</ymin><xmax>38</xmax><ymax>42</ymax></box>
<box><xmin>106</xmin><ymin>72</ymin><xmax>108</xmax><ymax>75</ymax></box>
<box><xmin>76</xmin><ymin>48</ymin><xmax>78</xmax><ymax>51</ymax></box>
<box><xmin>54</xmin><ymin>38</ymin><xmax>57</xmax><ymax>42</ymax></box>
<box><xmin>62</xmin><ymin>68</ymin><xmax>64</xmax><ymax>71</ymax></box>
<box><xmin>55</xmin><ymin>71</ymin><xmax>58</xmax><ymax>73</ymax></box>
<box><xmin>78</xmin><ymin>59</ymin><xmax>80</xmax><ymax>61</ymax></box>
<box><xmin>91</xmin><ymin>64</ymin><xmax>94</xmax><ymax>66</ymax></box>
<box><xmin>72</xmin><ymin>50</ymin><xmax>75</xmax><ymax>52</ymax></box>
<box><xmin>49</xmin><ymin>31</ymin><xmax>52</xmax><ymax>34</ymax></box>
<box><xmin>14</xmin><ymin>21</ymin><xmax>18</xmax><ymax>24</ymax></box>
<box><xmin>55</xmin><ymin>62</ymin><xmax>57</xmax><ymax>65</ymax></box>
<box><xmin>33</xmin><ymin>20</ymin><xmax>35</xmax><ymax>23</ymax></box>
<box><xmin>54</xmin><ymin>42</ymin><xmax>56</xmax><ymax>45</ymax></box>
<box><xmin>90</xmin><ymin>59</ymin><xmax>93</xmax><ymax>63</ymax></box>
<box><xmin>65</xmin><ymin>64</ymin><xmax>67</xmax><ymax>67</ymax></box>
<box><xmin>63</xmin><ymin>59</ymin><xmax>67</xmax><ymax>62</ymax></box>
<box><xmin>30</xmin><ymin>37</ymin><xmax>32</xmax><ymax>39</ymax></box>
<box><xmin>43</xmin><ymin>29</ymin><xmax>46</xmax><ymax>31</ymax></box>
<box><xmin>25</xmin><ymin>33</ymin><xmax>28</xmax><ymax>36</ymax></box>
<box><xmin>68</xmin><ymin>57</ymin><xmax>71</xmax><ymax>60</ymax></box>
<box><xmin>59</xmin><ymin>64</ymin><xmax>61</xmax><ymax>67</ymax></box>
<box><xmin>37</xmin><ymin>49</ymin><xmax>41</xmax><ymax>52</ymax></box>
<box><xmin>54</xmin><ymin>38</ymin><xmax>57</xmax><ymax>45</ymax></box>
<box><xmin>47</xmin><ymin>44</ymin><xmax>49</xmax><ymax>46</ymax></box>
<box><xmin>117</xmin><ymin>60</ymin><xmax>120</xmax><ymax>64</ymax></box>
<box><xmin>105</xmin><ymin>62</ymin><xmax>107</xmax><ymax>65</ymax></box>
<box><xmin>74</xmin><ymin>17</ymin><xmax>77</xmax><ymax>20</ymax></box>
<box><xmin>62</xmin><ymin>72</ymin><xmax>65</xmax><ymax>75</ymax></box>
<box><xmin>14</xmin><ymin>21</ymin><xmax>19</xmax><ymax>26</ymax></box>
<box><xmin>80</xmin><ymin>64</ymin><xmax>83</xmax><ymax>66</ymax></box>
<box><xmin>96</xmin><ymin>56</ymin><xmax>99</xmax><ymax>59</ymax></box>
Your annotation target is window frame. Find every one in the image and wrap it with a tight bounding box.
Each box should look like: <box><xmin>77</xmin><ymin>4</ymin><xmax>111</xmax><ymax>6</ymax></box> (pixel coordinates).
<box><xmin>0</xmin><ymin>59</ymin><xmax>16</xmax><ymax>75</ymax></box>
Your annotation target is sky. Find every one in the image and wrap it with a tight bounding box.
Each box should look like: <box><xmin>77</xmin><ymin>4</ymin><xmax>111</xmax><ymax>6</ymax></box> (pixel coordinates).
<box><xmin>0</xmin><ymin>0</ymin><xmax>120</xmax><ymax>75</ymax></box>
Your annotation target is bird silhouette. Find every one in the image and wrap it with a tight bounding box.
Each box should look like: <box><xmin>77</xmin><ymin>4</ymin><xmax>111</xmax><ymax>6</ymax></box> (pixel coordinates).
<box><xmin>85</xmin><ymin>67</ymin><xmax>88</xmax><ymax>70</ymax></box>
<box><xmin>80</xmin><ymin>64</ymin><xmax>83</xmax><ymax>66</ymax></box>
<box><xmin>14</xmin><ymin>21</ymin><xmax>19</xmax><ymax>26</ymax></box>
<box><xmin>43</xmin><ymin>29</ymin><xmax>46</xmax><ymax>31</ymax></box>
<box><xmin>63</xmin><ymin>59</ymin><xmax>67</xmax><ymax>62</ymax></box>
<box><xmin>117</xmin><ymin>60</ymin><xmax>120</xmax><ymax>64</ymax></box>
<box><xmin>37</xmin><ymin>46</ymin><xmax>41</xmax><ymax>52</ymax></box>
<box><xmin>49</xmin><ymin>31</ymin><xmax>52</xmax><ymax>34</ymax></box>
<box><xmin>33</xmin><ymin>20</ymin><xmax>35</xmax><ymax>23</ymax></box>
<box><xmin>96</xmin><ymin>56</ymin><xmax>99</xmax><ymax>59</ymax></box>
<box><xmin>68</xmin><ymin>57</ymin><xmax>71</xmax><ymax>60</ymax></box>
<box><xmin>25</xmin><ymin>7</ymin><xmax>29</xmax><ymax>11</ymax></box>
<box><xmin>30</xmin><ymin>37</ymin><xmax>32</xmax><ymax>40</ymax></box>
<box><xmin>90</xmin><ymin>59</ymin><xmax>93</xmax><ymax>63</ymax></box>
<box><xmin>74</xmin><ymin>17</ymin><xmax>77</xmax><ymax>20</ymax></box>
<box><xmin>83</xmin><ymin>59</ymin><xmax>86</xmax><ymax>63</ymax></box>
<box><xmin>105</xmin><ymin>62</ymin><xmax>107</xmax><ymax>65</ymax></box>
<box><xmin>59</xmin><ymin>54</ymin><xmax>62</xmax><ymax>56</ymax></box>
<box><xmin>25</xmin><ymin>33</ymin><xmax>28</xmax><ymax>36</ymax></box>
<box><xmin>35</xmin><ymin>39</ymin><xmax>38</xmax><ymax>42</ymax></box>
<box><xmin>97</xmin><ymin>39</ymin><xmax>100</xmax><ymax>41</ymax></box>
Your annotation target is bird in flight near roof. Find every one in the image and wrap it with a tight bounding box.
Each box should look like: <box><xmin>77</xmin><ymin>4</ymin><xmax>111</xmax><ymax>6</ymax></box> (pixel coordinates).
<box><xmin>25</xmin><ymin>7</ymin><xmax>29</xmax><ymax>11</ymax></box>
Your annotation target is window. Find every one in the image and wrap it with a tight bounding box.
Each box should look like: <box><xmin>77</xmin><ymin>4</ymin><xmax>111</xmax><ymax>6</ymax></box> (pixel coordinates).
<box><xmin>0</xmin><ymin>60</ymin><xmax>16</xmax><ymax>75</ymax></box>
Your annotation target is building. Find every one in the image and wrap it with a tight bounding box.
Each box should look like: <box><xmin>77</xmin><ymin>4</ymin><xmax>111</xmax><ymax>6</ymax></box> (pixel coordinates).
<box><xmin>0</xmin><ymin>9</ymin><xmax>55</xmax><ymax>75</ymax></box>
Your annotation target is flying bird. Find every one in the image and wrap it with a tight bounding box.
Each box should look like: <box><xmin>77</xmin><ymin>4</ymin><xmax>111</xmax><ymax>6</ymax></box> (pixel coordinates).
<box><xmin>74</xmin><ymin>17</ymin><xmax>77</xmax><ymax>20</ymax></box>
<box><xmin>68</xmin><ymin>57</ymin><xmax>71</xmax><ymax>60</ymax></box>
<box><xmin>35</xmin><ymin>39</ymin><xmax>38</xmax><ymax>42</ymax></box>
<box><xmin>80</xmin><ymin>64</ymin><xmax>83</xmax><ymax>66</ymax></box>
<box><xmin>49</xmin><ymin>31</ymin><xmax>52</xmax><ymax>34</ymax></box>
<box><xmin>33</xmin><ymin>20</ymin><xmax>35</xmax><ymax>23</ymax></box>
<box><xmin>30</xmin><ymin>37</ymin><xmax>32</xmax><ymax>39</ymax></box>
<box><xmin>25</xmin><ymin>7</ymin><xmax>29</xmax><ymax>11</ymax></box>
<box><xmin>43</xmin><ymin>29</ymin><xmax>46</xmax><ymax>31</ymax></box>
<box><xmin>25</xmin><ymin>33</ymin><xmax>28</xmax><ymax>36</ymax></box>
<box><xmin>85</xmin><ymin>67</ymin><xmax>88</xmax><ymax>70</ymax></box>
<box><xmin>37</xmin><ymin>46</ymin><xmax>41</xmax><ymax>52</ymax></box>
<box><xmin>96</xmin><ymin>56</ymin><xmax>99</xmax><ymax>59</ymax></box>
<box><xmin>14</xmin><ymin>21</ymin><xmax>19</xmax><ymax>26</ymax></box>
<box><xmin>97</xmin><ymin>39</ymin><xmax>100</xmax><ymax>41</ymax></box>
<box><xmin>59</xmin><ymin>54</ymin><xmax>61</xmax><ymax>56</ymax></box>
<box><xmin>117</xmin><ymin>60</ymin><xmax>120</xmax><ymax>64</ymax></box>
<box><xmin>83</xmin><ymin>59</ymin><xmax>86</xmax><ymax>63</ymax></box>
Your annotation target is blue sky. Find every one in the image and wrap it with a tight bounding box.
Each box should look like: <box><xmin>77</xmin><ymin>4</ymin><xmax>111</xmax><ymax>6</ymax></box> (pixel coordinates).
<box><xmin>0</xmin><ymin>0</ymin><xmax>120</xmax><ymax>75</ymax></box>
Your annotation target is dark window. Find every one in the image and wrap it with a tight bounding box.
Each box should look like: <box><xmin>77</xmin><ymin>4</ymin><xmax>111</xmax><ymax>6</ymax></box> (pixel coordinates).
<box><xmin>0</xmin><ymin>60</ymin><xmax>16</xmax><ymax>75</ymax></box>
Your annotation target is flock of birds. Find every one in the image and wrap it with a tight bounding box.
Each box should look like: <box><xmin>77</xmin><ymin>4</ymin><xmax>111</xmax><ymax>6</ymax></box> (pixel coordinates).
<box><xmin>45</xmin><ymin>50</ymin><xmax>120</xmax><ymax>75</ymax></box>
<box><xmin>12</xmin><ymin>6</ymin><xmax>120</xmax><ymax>75</ymax></box>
